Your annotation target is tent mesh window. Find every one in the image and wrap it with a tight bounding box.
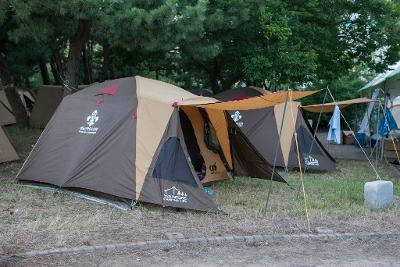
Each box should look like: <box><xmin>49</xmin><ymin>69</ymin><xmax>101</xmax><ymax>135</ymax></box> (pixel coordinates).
<box><xmin>179</xmin><ymin>111</ymin><xmax>204</xmax><ymax>172</ymax></box>
<box><xmin>204</xmin><ymin>121</ymin><xmax>221</xmax><ymax>154</ymax></box>
<box><xmin>152</xmin><ymin>137</ymin><xmax>198</xmax><ymax>187</ymax></box>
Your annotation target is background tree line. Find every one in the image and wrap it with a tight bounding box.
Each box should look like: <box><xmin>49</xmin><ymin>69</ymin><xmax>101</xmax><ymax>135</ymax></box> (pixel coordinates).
<box><xmin>0</xmin><ymin>0</ymin><xmax>399</xmax><ymax>127</ymax></box>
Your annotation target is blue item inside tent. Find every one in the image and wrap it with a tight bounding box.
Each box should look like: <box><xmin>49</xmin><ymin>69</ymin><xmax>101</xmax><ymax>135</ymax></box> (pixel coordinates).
<box><xmin>378</xmin><ymin>109</ymin><xmax>398</xmax><ymax>136</ymax></box>
<box><xmin>204</xmin><ymin>186</ymin><xmax>213</xmax><ymax>196</ymax></box>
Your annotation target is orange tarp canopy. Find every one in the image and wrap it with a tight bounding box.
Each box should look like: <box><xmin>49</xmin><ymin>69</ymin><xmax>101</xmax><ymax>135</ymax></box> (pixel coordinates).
<box><xmin>179</xmin><ymin>90</ymin><xmax>320</xmax><ymax>110</ymax></box>
<box><xmin>300</xmin><ymin>97</ymin><xmax>374</xmax><ymax>113</ymax></box>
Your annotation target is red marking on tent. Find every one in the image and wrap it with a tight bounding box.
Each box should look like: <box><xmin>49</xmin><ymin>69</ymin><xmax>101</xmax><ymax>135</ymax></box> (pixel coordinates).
<box><xmin>96</xmin><ymin>99</ymin><xmax>104</xmax><ymax>105</ymax></box>
<box><xmin>172</xmin><ymin>101</ymin><xmax>178</xmax><ymax>108</ymax></box>
<box><xmin>233</xmin><ymin>92</ymin><xmax>249</xmax><ymax>100</ymax></box>
<box><xmin>95</xmin><ymin>83</ymin><xmax>119</xmax><ymax>96</ymax></box>
<box><xmin>132</xmin><ymin>110</ymin><xmax>138</xmax><ymax>119</ymax></box>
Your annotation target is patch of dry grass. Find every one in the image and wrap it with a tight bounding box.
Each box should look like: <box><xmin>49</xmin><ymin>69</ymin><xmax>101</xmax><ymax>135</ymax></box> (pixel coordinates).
<box><xmin>0</xmin><ymin>126</ymin><xmax>399</xmax><ymax>254</ymax></box>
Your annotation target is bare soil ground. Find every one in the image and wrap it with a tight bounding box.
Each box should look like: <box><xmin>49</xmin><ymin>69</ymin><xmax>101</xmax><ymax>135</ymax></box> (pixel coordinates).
<box><xmin>1</xmin><ymin>126</ymin><xmax>399</xmax><ymax>257</ymax></box>
<box><xmin>4</xmin><ymin>235</ymin><xmax>400</xmax><ymax>266</ymax></box>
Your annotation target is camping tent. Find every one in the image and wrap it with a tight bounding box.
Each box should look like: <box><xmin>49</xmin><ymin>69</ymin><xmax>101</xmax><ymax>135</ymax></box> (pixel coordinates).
<box><xmin>215</xmin><ymin>87</ymin><xmax>336</xmax><ymax>171</ymax></box>
<box><xmin>0</xmin><ymin>126</ymin><xmax>19</xmax><ymax>163</ymax></box>
<box><xmin>18</xmin><ymin>90</ymin><xmax>35</xmax><ymax>113</ymax></box>
<box><xmin>0</xmin><ymin>91</ymin><xmax>16</xmax><ymax>126</ymax></box>
<box><xmin>18</xmin><ymin>77</ymin><xmax>313</xmax><ymax>212</ymax></box>
<box><xmin>29</xmin><ymin>85</ymin><xmax>64</xmax><ymax>128</ymax></box>
<box><xmin>0</xmin><ymin>89</ymin><xmax>36</xmax><ymax>126</ymax></box>
<box><xmin>360</xmin><ymin>61</ymin><xmax>400</xmax><ymax>99</ymax></box>
<box><xmin>188</xmin><ymin>88</ymin><xmax>214</xmax><ymax>97</ymax></box>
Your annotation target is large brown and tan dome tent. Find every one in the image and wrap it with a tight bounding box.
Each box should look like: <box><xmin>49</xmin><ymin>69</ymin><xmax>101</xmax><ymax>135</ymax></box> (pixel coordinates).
<box><xmin>17</xmin><ymin>77</ymin><xmax>302</xmax><ymax>212</ymax></box>
<box><xmin>215</xmin><ymin>87</ymin><xmax>336</xmax><ymax>171</ymax></box>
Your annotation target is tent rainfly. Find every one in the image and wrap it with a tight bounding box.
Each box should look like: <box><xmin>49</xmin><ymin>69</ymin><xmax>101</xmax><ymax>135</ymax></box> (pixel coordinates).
<box><xmin>17</xmin><ymin>77</ymin><xmax>317</xmax><ymax>211</ymax></box>
<box><xmin>214</xmin><ymin>87</ymin><xmax>335</xmax><ymax>171</ymax></box>
<box><xmin>360</xmin><ymin>62</ymin><xmax>400</xmax><ymax>93</ymax></box>
<box><xmin>0</xmin><ymin>126</ymin><xmax>19</xmax><ymax>163</ymax></box>
<box><xmin>300</xmin><ymin>97</ymin><xmax>374</xmax><ymax>113</ymax></box>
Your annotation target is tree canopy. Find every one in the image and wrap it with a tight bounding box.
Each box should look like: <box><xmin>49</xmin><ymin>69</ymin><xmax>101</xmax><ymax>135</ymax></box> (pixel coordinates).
<box><xmin>0</xmin><ymin>0</ymin><xmax>399</xmax><ymax>126</ymax></box>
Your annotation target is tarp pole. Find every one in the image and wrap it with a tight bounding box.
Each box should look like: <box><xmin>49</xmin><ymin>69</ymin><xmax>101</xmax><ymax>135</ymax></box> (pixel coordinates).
<box><xmin>288</xmin><ymin>90</ymin><xmax>311</xmax><ymax>232</ymax></box>
<box><xmin>261</xmin><ymin>90</ymin><xmax>289</xmax><ymax>214</ymax></box>
<box><xmin>381</xmin><ymin>85</ymin><xmax>388</xmax><ymax>161</ymax></box>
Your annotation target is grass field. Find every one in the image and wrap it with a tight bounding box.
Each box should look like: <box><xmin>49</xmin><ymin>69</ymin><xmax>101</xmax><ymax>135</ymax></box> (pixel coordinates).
<box><xmin>0</xmin><ymin>126</ymin><xmax>399</xmax><ymax>254</ymax></box>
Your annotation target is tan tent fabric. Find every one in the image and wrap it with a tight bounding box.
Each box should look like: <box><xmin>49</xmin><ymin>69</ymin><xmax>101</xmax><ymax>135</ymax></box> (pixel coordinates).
<box><xmin>177</xmin><ymin>96</ymin><xmax>217</xmax><ymax>106</ymax></box>
<box><xmin>300</xmin><ymin>97</ymin><xmax>373</xmax><ymax>113</ymax></box>
<box><xmin>274</xmin><ymin>101</ymin><xmax>299</xmax><ymax>166</ymax></box>
<box><xmin>186</xmin><ymin>90</ymin><xmax>319</xmax><ymax>110</ymax></box>
<box><xmin>0</xmin><ymin>126</ymin><xmax>19</xmax><ymax>163</ymax></box>
<box><xmin>181</xmin><ymin>106</ymin><xmax>228</xmax><ymax>183</ymax></box>
<box><xmin>0</xmin><ymin>91</ymin><xmax>16</xmax><ymax>125</ymax></box>
<box><xmin>205</xmin><ymin>109</ymin><xmax>233</xmax><ymax>170</ymax></box>
<box><xmin>29</xmin><ymin>85</ymin><xmax>64</xmax><ymax>128</ymax></box>
<box><xmin>135</xmin><ymin>77</ymin><xmax>200</xmax><ymax>199</ymax></box>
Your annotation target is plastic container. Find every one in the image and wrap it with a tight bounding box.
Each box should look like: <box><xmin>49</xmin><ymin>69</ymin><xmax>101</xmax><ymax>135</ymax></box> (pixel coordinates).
<box><xmin>342</xmin><ymin>131</ymin><xmax>355</xmax><ymax>145</ymax></box>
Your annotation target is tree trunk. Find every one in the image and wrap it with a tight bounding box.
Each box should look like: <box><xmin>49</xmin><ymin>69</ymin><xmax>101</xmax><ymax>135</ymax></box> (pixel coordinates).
<box><xmin>82</xmin><ymin>43</ymin><xmax>92</xmax><ymax>84</ymax></box>
<box><xmin>221</xmin><ymin>71</ymin><xmax>243</xmax><ymax>92</ymax></box>
<box><xmin>0</xmin><ymin>55</ymin><xmax>29</xmax><ymax>127</ymax></box>
<box><xmin>65</xmin><ymin>19</ymin><xmax>91</xmax><ymax>95</ymax></box>
<box><xmin>39</xmin><ymin>59</ymin><xmax>50</xmax><ymax>85</ymax></box>
<box><xmin>88</xmin><ymin>41</ymin><xmax>93</xmax><ymax>82</ymax></box>
<box><xmin>100</xmin><ymin>41</ymin><xmax>111</xmax><ymax>82</ymax></box>
<box><xmin>25</xmin><ymin>77</ymin><xmax>31</xmax><ymax>88</ymax></box>
<box><xmin>210</xmin><ymin>58</ymin><xmax>221</xmax><ymax>93</ymax></box>
<box><xmin>50</xmin><ymin>51</ymin><xmax>63</xmax><ymax>85</ymax></box>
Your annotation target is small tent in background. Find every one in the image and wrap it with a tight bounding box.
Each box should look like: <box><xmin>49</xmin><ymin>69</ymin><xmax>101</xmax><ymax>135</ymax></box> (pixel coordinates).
<box><xmin>214</xmin><ymin>86</ymin><xmax>269</xmax><ymax>101</ymax></box>
<box><xmin>18</xmin><ymin>90</ymin><xmax>35</xmax><ymax>114</ymax></box>
<box><xmin>0</xmin><ymin>89</ymin><xmax>36</xmax><ymax>126</ymax></box>
<box><xmin>188</xmin><ymin>88</ymin><xmax>214</xmax><ymax>97</ymax></box>
<box><xmin>0</xmin><ymin>90</ymin><xmax>16</xmax><ymax>126</ymax></box>
<box><xmin>0</xmin><ymin>126</ymin><xmax>19</xmax><ymax>163</ymax></box>
<box><xmin>29</xmin><ymin>85</ymin><xmax>64</xmax><ymax>128</ymax></box>
<box><xmin>215</xmin><ymin>87</ymin><xmax>336</xmax><ymax>171</ymax></box>
<box><xmin>18</xmin><ymin>77</ymin><xmax>303</xmax><ymax>212</ymax></box>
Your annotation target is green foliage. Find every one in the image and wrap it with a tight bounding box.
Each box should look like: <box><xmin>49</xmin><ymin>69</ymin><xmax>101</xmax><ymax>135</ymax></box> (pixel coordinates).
<box><xmin>0</xmin><ymin>0</ymin><xmax>399</xmax><ymax>96</ymax></box>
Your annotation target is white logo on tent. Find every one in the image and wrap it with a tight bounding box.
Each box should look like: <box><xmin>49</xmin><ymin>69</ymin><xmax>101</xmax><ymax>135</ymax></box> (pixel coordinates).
<box><xmin>79</xmin><ymin>110</ymin><xmax>99</xmax><ymax>135</ymax></box>
<box><xmin>231</xmin><ymin>111</ymin><xmax>243</xmax><ymax>127</ymax></box>
<box><xmin>163</xmin><ymin>186</ymin><xmax>188</xmax><ymax>203</ymax></box>
<box><xmin>87</xmin><ymin>110</ymin><xmax>99</xmax><ymax>126</ymax></box>
<box><xmin>304</xmin><ymin>155</ymin><xmax>319</xmax><ymax>166</ymax></box>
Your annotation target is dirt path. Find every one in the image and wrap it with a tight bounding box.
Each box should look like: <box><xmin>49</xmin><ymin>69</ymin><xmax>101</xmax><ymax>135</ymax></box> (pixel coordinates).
<box><xmin>4</xmin><ymin>234</ymin><xmax>400</xmax><ymax>266</ymax></box>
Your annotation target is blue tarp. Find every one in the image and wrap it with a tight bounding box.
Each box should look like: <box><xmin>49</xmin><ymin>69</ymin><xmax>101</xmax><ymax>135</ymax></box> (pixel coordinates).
<box><xmin>379</xmin><ymin>109</ymin><xmax>398</xmax><ymax>136</ymax></box>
